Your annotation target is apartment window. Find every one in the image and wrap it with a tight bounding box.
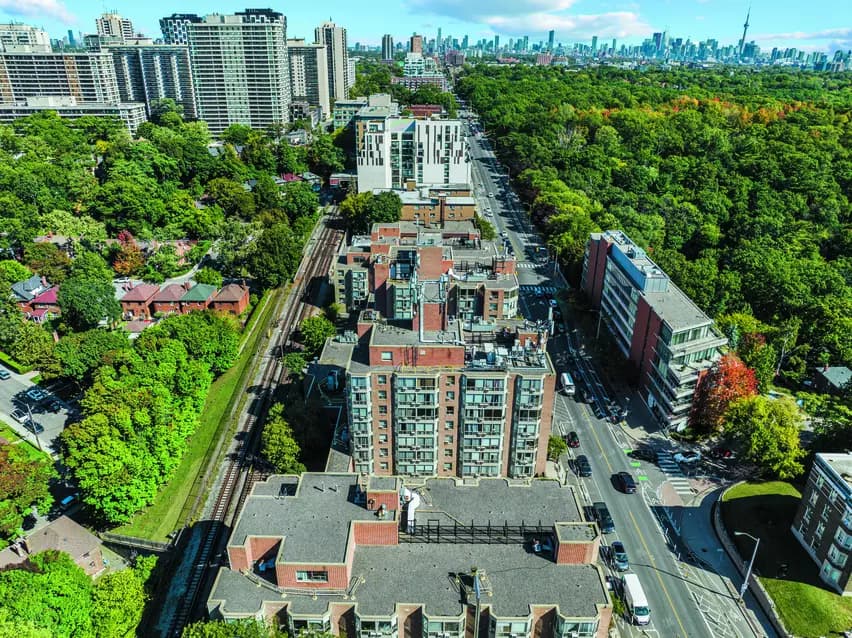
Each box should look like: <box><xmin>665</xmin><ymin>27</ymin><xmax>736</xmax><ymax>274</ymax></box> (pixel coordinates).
<box><xmin>379</xmin><ymin>420</ymin><xmax>388</xmax><ymax>429</ymax></box>
<box><xmin>380</xmin><ymin>462</ymin><xmax>389</xmax><ymax>470</ymax></box>
<box><xmin>446</xmin><ymin>376</ymin><xmax>455</xmax><ymax>386</ymax></box>
<box><xmin>378</xmin><ymin>390</ymin><xmax>387</xmax><ymax>400</ymax></box>
<box><xmin>379</xmin><ymin>434</ymin><xmax>388</xmax><ymax>443</ymax></box>
<box><xmin>379</xmin><ymin>405</ymin><xmax>388</xmax><ymax>415</ymax></box>
<box><xmin>445</xmin><ymin>421</ymin><xmax>454</xmax><ymax>430</ymax></box>
<box><xmin>443</xmin><ymin>462</ymin><xmax>452</xmax><ymax>471</ymax></box>
<box><xmin>446</xmin><ymin>391</ymin><xmax>455</xmax><ymax>400</ymax></box>
<box><xmin>822</xmin><ymin>561</ymin><xmax>842</xmax><ymax>585</ymax></box>
<box><xmin>444</xmin><ymin>449</ymin><xmax>453</xmax><ymax>457</ymax></box>
<box><xmin>379</xmin><ymin>448</ymin><xmax>388</xmax><ymax>457</ymax></box>
<box><xmin>816</xmin><ymin>521</ymin><xmax>826</xmax><ymax>540</ymax></box>
<box><xmin>377</xmin><ymin>375</ymin><xmax>387</xmax><ymax>384</ymax></box>
<box><xmin>446</xmin><ymin>406</ymin><xmax>454</xmax><ymax>415</ymax></box>
<box><xmin>381</xmin><ymin>351</ymin><xmax>393</xmax><ymax>361</ymax></box>
<box><xmin>823</xmin><ymin>504</ymin><xmax>832</xmax><ymax>520</ymax></box>
<box><xmin>803</xmin><ymin>506</ymin><xmax>812</xmax><ymax>523</ymax></box>
<box><xmin>295</xmin><ymin>570</ymin><xmax>328</xmax><ymax>583</ymax></box>
<box><xmin>810</xmin><ymin>489</ymin><xmax>820</xmax><ymax>505</ymax></box>
<box><xmin>835</xmin><ymin>528</ymin><xmax>852</xmax><ymax>550</ymax></box>
<box><xmin>444</xmin><ymin>435</ymin><xmax>454</xmax><ymax>444</ymax></box>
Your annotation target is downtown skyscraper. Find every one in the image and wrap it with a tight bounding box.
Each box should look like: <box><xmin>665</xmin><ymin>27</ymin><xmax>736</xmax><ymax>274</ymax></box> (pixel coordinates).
<box><xmin>382</xmin><ymin>34</ymin><xmax>394</xmax><ymax>61</ymax></box>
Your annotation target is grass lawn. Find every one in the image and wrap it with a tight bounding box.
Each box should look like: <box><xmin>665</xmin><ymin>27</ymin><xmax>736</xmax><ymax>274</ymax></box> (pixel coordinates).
<box><xmin>0</xmin><ymin>420</ymin><xmax>50</xmax><ymax>462</ymax></box>
<box><xmin>722</xmin><ymin>481</ymin><xmax>852</xmax><ymax>637</ymax></box>
<box><xmin>115</xmin><ymin>290</ymin><xmax>279</xmax><ymax>541</ymax></box>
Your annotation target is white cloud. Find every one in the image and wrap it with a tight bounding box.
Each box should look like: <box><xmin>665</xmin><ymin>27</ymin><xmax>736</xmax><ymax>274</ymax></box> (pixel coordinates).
<box><xmin>403</xmin><ymin>0</ymin><xmax>651</xmax><ymax>39</ymax></box>
<box><xmin>0</xmin><ymin>0</ymin><xmax>76</xmax><ymax>24</ymax></box>
<box><xmin>485</xmin><ymin>11</ymin><xmax>651</xmax><ymax>39</ymax></box>
<box><xmin>752</xmin><ymin>27</ymin><xmax>852</xmax><ymax>42</ymax></box>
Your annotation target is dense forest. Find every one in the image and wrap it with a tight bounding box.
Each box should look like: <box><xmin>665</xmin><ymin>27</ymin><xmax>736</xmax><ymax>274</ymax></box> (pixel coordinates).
<box><xmin>456</xmin><ymin>66</ymin><xmax>852</xmax><ymax>371</ymax></box>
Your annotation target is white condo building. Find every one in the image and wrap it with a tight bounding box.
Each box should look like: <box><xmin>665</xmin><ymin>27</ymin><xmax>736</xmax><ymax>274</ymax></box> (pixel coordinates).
<box><xmin>96</xmin><ymin>12</ymin><xmax>135</xmax><ymax>43</ymax></box>
<box><xmin>287</xmin><ymin>39</ymin><xmax>330</xmax><ymax>118</ymax></box>
<box><xmin>314</xmin><ymin>21</ymin><xmax>349</xmax><ymax>101</ymax></box>
<box><xmin>187</xmin><ymin>9</ymin><xmax>291</xmax><ymax>135</ymax></box>
<box><xmin>0</xmin><ymin>24</ymin><xmax>51</xmax><ymax>52</ymax></box>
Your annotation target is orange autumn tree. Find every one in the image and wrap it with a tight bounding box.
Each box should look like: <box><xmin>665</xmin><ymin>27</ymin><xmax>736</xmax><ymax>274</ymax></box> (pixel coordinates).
<box><xmin>689</xmin><ymin>353</ymin><xmax>758</xmax><ymax>435</ymax></box>
<box><xmin>112</xmin><ymin>230</ymin><xmax>144</xmax><ymax>277</ymax></box>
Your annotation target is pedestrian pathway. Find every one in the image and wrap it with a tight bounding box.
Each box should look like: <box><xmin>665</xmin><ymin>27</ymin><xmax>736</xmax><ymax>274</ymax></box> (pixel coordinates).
<box><xmin>656</xmin><ymin>452</ymin><xmax>694</xmax><ymax>501</ymax></box>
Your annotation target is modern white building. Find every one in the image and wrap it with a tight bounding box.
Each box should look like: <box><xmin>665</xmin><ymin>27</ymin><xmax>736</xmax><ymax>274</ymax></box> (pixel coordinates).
<box><xmin>0</xmin><ymin>24</ymin><xmax>51</xmax><ymax>52</ymax></box>
<box><xmin>0</xmin><ymin>96</ymin><xmax>146</xmax><ymax>133</ymax></box>
<box><xmin>187</xmin><ymin>9</ymin><xmax>291</xmax><ymax>135</ymax></box>
<box><xmin>95</xmin><ymin>12</ymin><xmax>135</xmax><ymax>43</ymax></box>
<box><xmin>159</xmin><ymin>13</ymin><xmax>202</xmax><ymax>45</ymax></box>
<box><xmin>286</xmin><ymin>38</ymin><xmax>330</xmax><ymax>118</ymax></box>
<box><xmin>355</xmin><ymin>98</ymin><xmax>470</xmax><ymax>192</ymax></box>
<box><xmin>0</xmin><ymin>51</ymin><xmax>122</xmax><ymax>103</ymax></box>
<box><xmin>314</xmin><ymin>21</ymin><xmax>349</xmax><ymax>101</ymax></box>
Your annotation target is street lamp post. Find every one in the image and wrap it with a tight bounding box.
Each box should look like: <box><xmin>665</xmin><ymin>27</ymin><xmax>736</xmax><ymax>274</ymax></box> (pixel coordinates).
<box><xmin>734</xmin><ymin>531</ymin><xmax>760</xmax><ymax>600</ymax></box>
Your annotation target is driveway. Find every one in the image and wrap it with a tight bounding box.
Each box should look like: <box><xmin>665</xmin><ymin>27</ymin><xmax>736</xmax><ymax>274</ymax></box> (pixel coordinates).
<box><xmin>0</xmin><ymin>370</ymin><xmax>70</xmax><ymax>459</ymax></box>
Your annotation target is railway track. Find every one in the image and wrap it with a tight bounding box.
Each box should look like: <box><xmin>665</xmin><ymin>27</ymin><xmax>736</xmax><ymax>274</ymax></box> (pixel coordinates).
<box><xmin>167</xmin><ymin>209</ymin><xmax>344</xmax><ymax>637</ymax></box>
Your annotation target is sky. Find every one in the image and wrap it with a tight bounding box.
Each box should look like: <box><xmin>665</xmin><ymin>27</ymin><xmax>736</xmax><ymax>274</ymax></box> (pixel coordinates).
<box><xmin>0</xmin><ymin>0</ymin><xmax>849</xmax><ymax>53</ymax></box>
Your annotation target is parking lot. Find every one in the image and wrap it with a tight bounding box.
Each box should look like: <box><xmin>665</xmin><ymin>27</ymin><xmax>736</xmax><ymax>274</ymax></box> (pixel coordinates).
<box><xmin>0</xmin><ymin>369</ymin><xmax>72</xmax><ymax>457</ymax></box>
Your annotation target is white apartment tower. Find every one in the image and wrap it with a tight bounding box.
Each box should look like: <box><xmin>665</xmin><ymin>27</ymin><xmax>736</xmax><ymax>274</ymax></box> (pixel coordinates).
<box><xmin>0</xmin><ymin>24</ymin><xmax>51</xmax><ymax>52</ymax></box>
<box><xmin>314</xmin><ymin>21</ymin><xmax>349</xmax><ymax>101</ymax></box>
<box><xmin>96</xmin><ymin>12</ymin><xmax>135</xmax><ymax>43</ymax></box>
<box><xmin>286</xmin><ymin>39</ymin><xmax>330</xmax><ymax>118</ymax></box>
<box><xmin>187</xmin><ymin>9</ymin><xmax>291</xmax><ymax>135</ymax></box>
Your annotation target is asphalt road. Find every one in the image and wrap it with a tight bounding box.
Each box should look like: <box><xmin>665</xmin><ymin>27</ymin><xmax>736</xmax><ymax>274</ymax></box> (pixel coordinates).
<box><xmin>463</xmin><ymin>118</ymin><xmax>724</xmax><ymax>638</ymax></box>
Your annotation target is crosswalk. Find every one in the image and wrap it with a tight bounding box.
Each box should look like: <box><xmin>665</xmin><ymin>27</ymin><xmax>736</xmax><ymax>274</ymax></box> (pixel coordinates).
<box><xmin>520</xmin><ymin>285</ymin><xmax>558</xmax><ymax>294</ymax></box>
<box><xmin>517</xmin><ymin>263</ymin><xmax>537</xmax><ymax>269</ymax></box>
<box><xmin>656</xmin><ymin>452</ymin><xmax>694</xmax><ymax>501</ymax></box>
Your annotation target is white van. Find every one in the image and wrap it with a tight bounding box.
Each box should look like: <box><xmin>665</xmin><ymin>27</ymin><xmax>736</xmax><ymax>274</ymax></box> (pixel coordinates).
<box><xmin>560</xmin><ymin>372</ymin><xmax>575</xmax><ymax>396</ymax></box>
<box><xmin>622</xmin><ymin>573</ymin><xmax>651</xmax><ymax>625</ymax></box>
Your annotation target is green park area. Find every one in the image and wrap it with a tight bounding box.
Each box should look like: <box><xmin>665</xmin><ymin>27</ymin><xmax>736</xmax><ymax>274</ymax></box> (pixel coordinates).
<box><xmin>116</xmin><ymin>290</ymin><xmax>279</xmax><ymax>541</ymax></box>
<box><xmin>722</xmin><ymin>481</ymin><xmax>852</xmax><ymax>637</ymax></box>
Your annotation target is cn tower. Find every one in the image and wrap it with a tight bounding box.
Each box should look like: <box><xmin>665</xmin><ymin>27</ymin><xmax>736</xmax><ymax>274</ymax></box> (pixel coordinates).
<box><xmin>739</xmin><ymin>7</ymin><xmax>751</xmax><ymax>59</ymax></box>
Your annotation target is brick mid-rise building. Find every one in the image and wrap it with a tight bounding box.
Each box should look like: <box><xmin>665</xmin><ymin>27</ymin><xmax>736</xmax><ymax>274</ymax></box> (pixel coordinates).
<box><xmin>208</xmin><ymin>473</ymin><xmax>611</xmax><ymax>638</ymax></box>
<box><xmin>323</xmin><ymin>220</ymin><xmax>553</xmax><ymax>479</ymax></box>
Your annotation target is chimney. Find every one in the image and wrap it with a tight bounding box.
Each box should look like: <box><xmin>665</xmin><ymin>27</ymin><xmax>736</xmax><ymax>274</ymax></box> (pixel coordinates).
<box><xmin>184</xmin><ymin>281</ymin><xmax>192</xmax><ymax>291</ymax></box>
<box><xmin>41</xmin><ymin>276</ymin><xmax>48</xmax><ymax>287</ymax></box>
<box><xmin>824</xmin><ymin>363</ymin><xmax>830</xmax><ymax>371</ymax></box>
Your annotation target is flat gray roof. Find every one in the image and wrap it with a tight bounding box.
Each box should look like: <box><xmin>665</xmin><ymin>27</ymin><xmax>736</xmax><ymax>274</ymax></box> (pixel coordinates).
<box><xmin>643</xmin><ymin>285</ymin><xmax>715</xmax><ymax>332</ymax></box>
<box><xmin>230</xmin><ymin>474</ymin><xmax>386</xmax><ymax>564</ymax></box>
<box><xmin>210</xmin><ymin>547</ymin><xmax>609</xmax><ymax>620</ymax></box>
<box><xmin>555</xmin><ymin>523</ymin><xmax>599</xmax><ymax>543</ymax></box>
<box><xmin>412</xmin><ymin>478</ymin><xmax>580</xmax><ymax>527</ymax></box>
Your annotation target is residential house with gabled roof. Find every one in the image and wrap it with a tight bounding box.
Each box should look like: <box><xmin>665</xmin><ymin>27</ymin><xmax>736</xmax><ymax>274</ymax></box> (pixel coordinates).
<box><xmin>211</xmin><ymin>283</ymin><xmax>250</xmax><ymax>315</ymax></box>
<box><xmin>27</xmin><ymin>286</ymin><xmax>60</xmax><ymax>323</ymax></box>
<box><xmin>120</xmin><ymin>283</ymin><xmax>160</xmax><ymax>320</ymax></box>
<box><xmin>180</xmin><ymin>282</ymin><xmax>217</xmax><ymax>313</ymax></box>
<box><xmin>151</xmin><ymin>283</ymin><xmax>186</xmax><ymax>316</ymax></box>
<box><xmin>11</xmin><ymin>275</ymin><xmax>50</xmax><ymax>309</ymax></box>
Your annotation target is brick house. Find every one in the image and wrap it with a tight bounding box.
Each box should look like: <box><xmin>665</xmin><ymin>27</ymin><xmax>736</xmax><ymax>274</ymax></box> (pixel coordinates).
<box><xmin>120</xmin><ymin>283</ymin><xmax>160</xmax><ymax>320</ymax></box>
<box><xmin>26</xmin><ymin>286</ymin><xmax>60</xmax><ymax>322</ymax></box>
<box><xmin>180</xmin><ymin>283</ymin><xmax>217</xmax><ymax>313</ymax></box>
<box><xmin>151</xmin><ymin>283</ymin><xmax>186</xmax><ymax>316</ymax></box>
<box><xmin>211</xmin><ymin>283</ymin><xmax>250</xmax><ymax>315</ymax></box>
<box><xmin>11</xmin><ymin>274</ymin><xmax>50</xmax><ymax>312</ymax></box>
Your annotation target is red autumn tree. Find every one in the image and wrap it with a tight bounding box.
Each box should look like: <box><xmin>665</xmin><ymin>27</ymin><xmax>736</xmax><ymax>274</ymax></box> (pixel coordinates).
<box><xmin>689</xmin><ymin>353</ymin><xmax>758</xmax><ymax>435</ymax></box>
<box><xmin>112</xmin><ymin>230</ymin><xmax>144</xmax><ymax>277</ymax></box>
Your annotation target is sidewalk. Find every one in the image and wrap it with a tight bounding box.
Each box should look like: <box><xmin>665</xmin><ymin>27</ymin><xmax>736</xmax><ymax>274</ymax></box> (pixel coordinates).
<box><xmin>680</xmin><ymin>488</ymin><xmax>779</xmax><ymax>638</ymax></box>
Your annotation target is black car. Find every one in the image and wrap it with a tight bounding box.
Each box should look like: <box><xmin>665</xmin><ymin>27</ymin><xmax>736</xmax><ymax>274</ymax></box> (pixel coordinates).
<box><xmin>615</xmin><ymin>471</ymin><xmax>637</xmax><ymax>494</ymax></box>
<box><xmin>47</xmin><ymin>400</ymin><xmax>62</xmax><ymax>413</ymax></box>
<box><xmin>628</xmin><ymin>448</ymin><xmax>657</xmax><ymax>463</ymax></box>
<box><xmin>565</xmin><ymin>431</ymin><xmax>580</xmax><ymax>448</ymax></box>
<box><xmin>593</xmin><ymin>501</ymin><xmax>615</xmax><ymax>534</ymax></box>
<box><xmin>575</xmin><ymin>455</ymin><xmax>592</xmax><ymax>477</ymax></box>
<box><xmin>24</xmin><ymin>421</ymin><xmax>44</xmax><ymax>435</ymax></box>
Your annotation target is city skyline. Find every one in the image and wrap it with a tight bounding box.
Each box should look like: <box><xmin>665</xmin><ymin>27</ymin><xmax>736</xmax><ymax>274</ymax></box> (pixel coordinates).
<box><xmin>1</xmin><ymin>0</ymin><xmax>850</xmax><ymax>53</ymax></box>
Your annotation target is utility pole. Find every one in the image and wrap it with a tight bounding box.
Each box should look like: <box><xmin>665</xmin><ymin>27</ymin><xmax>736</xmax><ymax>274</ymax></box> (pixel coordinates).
<box><xmin>734</xmin><ymin>531</ymin><xmax>760</xmax><ymax>600</ymax></box>
<box><xmin>25</xmin><ymin>403</ymin><xmax>42</xmax><ymax>451</ymax></box>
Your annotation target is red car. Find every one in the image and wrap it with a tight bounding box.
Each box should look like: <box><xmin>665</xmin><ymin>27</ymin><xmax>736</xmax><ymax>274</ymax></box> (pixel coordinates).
<box><xmin>565</xmin><ymin>431</ymin><xmax>580</xmax><ymax>448</ymax></box>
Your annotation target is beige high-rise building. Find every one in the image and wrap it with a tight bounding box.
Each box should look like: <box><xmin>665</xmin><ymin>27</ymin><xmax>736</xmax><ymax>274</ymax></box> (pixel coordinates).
<box><xmin>314</xmin><ymin>21</ymin><xmax>349</xmax><ymax>101</ymax></box>
<box><xmin>0</xmin><ymin>24</ymin><xmax>51</xmax><ymax>52</ymax></box>
<box><xmin>95</xmin><ymin>12</ymin><xmax>135</xmax><ymax>43</ymax></box>
<box><xmin>287</xmin><ymin>39</ymin><xmax>330</xmax><ymax>118</ymax></box>
<box><xmin>187</xmin><ymin>9</ymin><xmax>291</xmax><ymax>135</ymax></box>
<box><xmin>409</xmin><ymin>33</ymin><xmax>423</xmax><ymax>54</ymax></box>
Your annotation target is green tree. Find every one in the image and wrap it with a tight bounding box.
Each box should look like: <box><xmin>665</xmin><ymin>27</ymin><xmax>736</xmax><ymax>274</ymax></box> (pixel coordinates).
<box><xmin>283</xmin><ymin>352</ymin><xmax>308</xmax><ymax>380</ymax></box>
<box><xmin>9</xmin><ymin>321</ymin><xmax>55</xmax><ymax>369</ymax></box>
<box><xmin>0</xmin><ymin>551</ymin><xmax>94</xmax><ymax>638</ymax></box>
<box><xmin>281</xmin><ymin>181</ymin><xmax>319</xmax><ymax>220</ymax></box>
<box><xmin>183</xmin><ymin>619</ymin><xmax>286</xmax><ymax>638</ymax></box>
<box><xmin>145</xmin><ymin>245</ymin><xmax>182</xmax><ymax>279</ymax></box>
<box><xmin>547</xmin><ymin>435</ymin><xmax>568</xmax><ymax>460</ymax></box>
<box><xmin>723</xmin><ymin>395</ymin><xmax>805</xmax><ymax>479</ymax></box>
<box><xmin>206</xmin><ymin>177</ymin><xmax>256</xmax><ymax>220</ymax></box>
<box><xmin>261</xmin><ymin>404</ymin><xmax>306</xmax><ymax>474</ymax></box>
<box><xmin>139</xmin><ymin>311</ymin><xmax>239</xmax><ymax>375</ymax></box>
<box><xmin>248</xmin><ymin>223</ymin><xmax>302</xmax><ymax>289</ymax></box>
<box><xmin>0</xmin><ymin>260</ymin><xmax>31</xmax><ymax>289</ymax></box>
<box><xmin>252</xmin><ymin>173</ymin><xmax>282</xmax><ymax>214</ymax></box>
<box><xmin>0</xmin><ymin>445</ymin><xmax>56</xmax><ymax>544</ymax></box>
<box><xmin>473</xmin><ymin>214</ymin><xmax>496</xmax><ymax>240</ymax></box>
<box><xmin>54</xmin><ymin>329</ymin><xmax>130</xmax><ymax>384</ymax></box>
<box><xmin>220</xmin><ymin>123</ymin><xmax>252</xmax><ymax>146</ymax></box>
<box><xmin>70</xmin><ymin>249</ymin><xmax>113</xmax><ymax>283</ymax></box>
<box><xmin>23</xmin><ymin>243</ymin><xmax>71</xmax><ymax>285</ymax></box>
<box><xmin>194</xmin><ymin>266</ymin><xmax>223</xmax><ymax>288</ymax></box>
<box><xmin>58</xmin><ymin>276</ymin><xmax>121</xmax><ymax>331</ymax></box>
<box><xmin>299</xmin><ymin>315</ymin><xmax>336</xmax><ymax>354</ymax></box>
<box><xmin>339</xmin><ymin>191</ymin><xmax>402</xmax><ymax>234</ymax></box>
<box><xmin>91</xmin><ymin>563</ymin><xmax>148</xmax><ymax>638</ymax></box>
<box><xmin>307</xmin><ymin>133</ymin><xmax>344</xmax><ymax>178</ymax></box>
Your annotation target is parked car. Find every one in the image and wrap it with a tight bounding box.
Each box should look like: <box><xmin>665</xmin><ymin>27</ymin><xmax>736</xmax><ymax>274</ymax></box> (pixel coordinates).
<box><xmin>0</xmin><ymin>367</ymin><xmax>10</xmax><ymax>380</ymax></box>
<box><xmin>628</xmin><ymin>448</ymin><xmax>657</xmax><ymax>463</ymax></box>
<box><xmin>575</xmin><ymin>455</ymin><xmax>592</xmax><ymax>477</ymax></box>
<box><xmin>48</xmin><ymin>400</ymin><xmax>62</xmax><ymax>413</ymax></box>
<box><xmin>615</xmin><ymin>471</ymin><xmax>637</xmax><ymax>494</ymax></box>
<box><xmin>710</xmin><ymin>447</ymin><xmax>735</xmax><ymax>460</ymax></box>
<box><xmin>565</xmin><ymin>431</ymin><xmax>580</xmax><ymax>448</ymax></box>
<box><xmin>593</xmin><ymin>501</ymin><xmax>615</xmax><ymax>534</ymax></box>
<box><xmin>10</xmin><ymin>409</ymin><xmax>27</xmax><ymax>423</ymax></box>
<box><xmin>24</xmin><ymin>421</ymin><xmax>44</xmax><ymax>435</ymax></box>
<box><xmin>611</xmin><ymin>541</ymin><xmax>629</xmax><ymax>571</ymax></box>
<box><xmin>674</xmin><ymin>451</ymin><xmax>702</xmax><ymax>464</ymax></box>
<box><xmin>26</xmin><ymin>387</ymin><xmax>47</xmax><ymax>402</ymax></box>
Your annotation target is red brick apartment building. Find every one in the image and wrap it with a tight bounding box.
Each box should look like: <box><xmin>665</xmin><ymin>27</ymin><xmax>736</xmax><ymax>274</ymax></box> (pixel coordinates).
<box><xmin>208</xmin><ymin>473</ymin><xmax>611</xmax><ymax>638</ymax></box>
